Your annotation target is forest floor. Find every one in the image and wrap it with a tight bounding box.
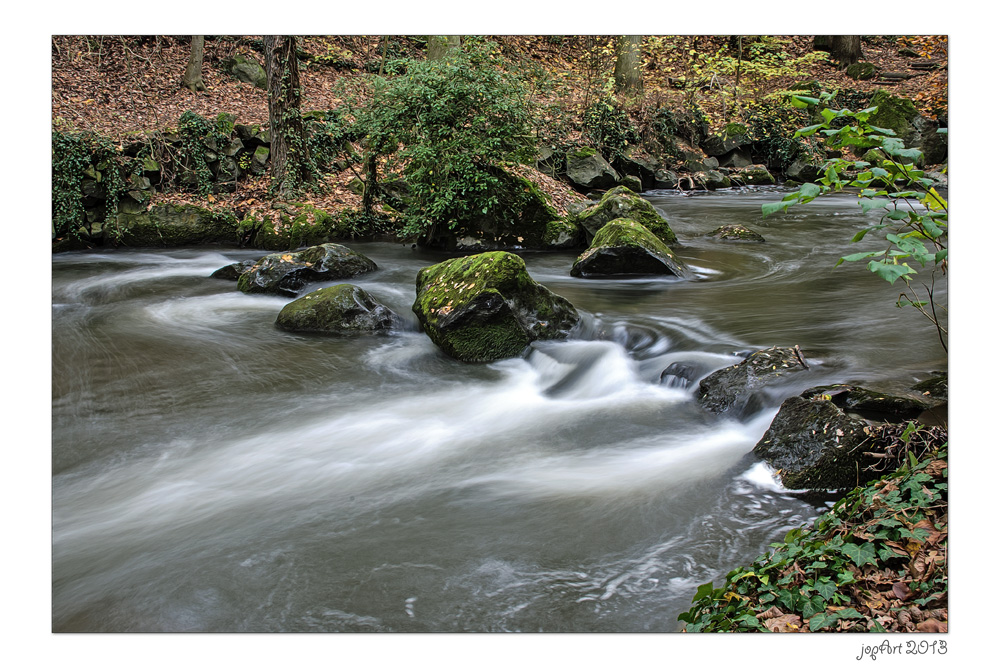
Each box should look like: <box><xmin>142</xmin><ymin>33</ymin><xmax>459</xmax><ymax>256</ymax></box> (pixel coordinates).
<box><xmin>51</xmin><ymin>35</ymin><xmax>949</xmax><ymax>220</ymax></box>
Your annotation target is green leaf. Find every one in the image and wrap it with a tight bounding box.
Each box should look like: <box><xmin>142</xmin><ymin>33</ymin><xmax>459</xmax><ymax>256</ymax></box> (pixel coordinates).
<box><xmin>799</xmin><ymin>182</ymin><xmax>821</xmax><ymax>199</ymax></box>
<box><xmin>795</xmin><ymin>123</ymin><xmax>825</xmax><ymax>137</ymax></box>
<box><xmin>868</xmin><ymin>125</ymin><xmax>897</xmax><ymax>136</ymax></box>
<box><xmin>761</xmin><ymin>201</ymin><xmax>787</xmax><ymax>217</ymax></box>
<box><xmin>840</xmin><ymin>541</ymin><xmax>877</xmax><ymax>567</ymax></box>
<box><xmin>692</xmin><ymin>582</ymin><xmax>716</xmax><ymax>602</ymax></box>
<box><xmin>814</xmin><ymin>579</ymin><xmax>838</xmax><ymax>600</ymax></box>
<box><xmin>838</xmin><ymin>251</ymin><xmax>882</xmax><ymax>265</ymax></box>
<box><xmin>868</xmin><ymin>260</ymin><xmax>917</xmax><ymax>284</ymax></box>
<box><xmin>790</xmin><ymin>95</ymin><xmax>820</xmax><ymax>108</ymax></box>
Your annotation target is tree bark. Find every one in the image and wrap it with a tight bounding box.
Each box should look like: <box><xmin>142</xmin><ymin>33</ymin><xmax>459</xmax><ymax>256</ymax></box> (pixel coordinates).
<box><xmin>263</xmin><ymin>35</ymin><xmax>313</xmax><ymax>196</ymax></box>
<box><xmin>180</xmin><ymin>35</ymin><xmax>206</xmax><ymax>92</ymax></box>
<box><xmin>427</xmin><ymin>35</ymin><xmax>461</xmax><ymax>61</ymax></box>
<box><xmin>830</xmin><ymin>35</ymin><xmax>862</xmax><ymax>68</ymax></box>
<box><xmin>613</xmin><ymin>36</ymin><xmax>644</xmax><ymax>96</ymax></box>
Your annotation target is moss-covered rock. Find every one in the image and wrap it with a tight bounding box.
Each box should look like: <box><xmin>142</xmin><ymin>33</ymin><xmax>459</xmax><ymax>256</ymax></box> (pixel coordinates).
<box><xmin>574</xmin><ymin>186</ymin><xmax>678</xmax><ymax>245</ymax></box>
<box><xmin>566</xmin><ymin>148</ymin><xmax>620</xmax><ymax>190</ymax></box>
<box><xmin>845</xmin><ymin>62</ymin><xmax>877</xmax><ymax>80</ymax></box>
<box><xmin>275</xmin><ymin>284</ymin><xmax>400</xmax><ymax>334</ymax></box>
<box><xmin>708</xmin><ymin>224</ymin><xmax>765</xmax><ymax>242</ymax></box>
<box><xmin>693</xmin><ymin>170</ymin><xmax>731</xmax><ymax>190</ymax></box>
<box><xmin>412</xmin><ymin>251</ymin><xmax>580</xmax><ymax>362</ymax></box>
<box><xmin>869</xmin><ymin>90</ymin><xmax>919</xmax><ymax>145</ymax></box>
<box><xmin>732</xmin><ymin>165</ymin><xmax>775</xmax><ymax>186</ymax></box>
<box><xmin>618</xmin><ymin>174</ymin><xmax>643</xmax><ymax>193</ymax></box>
<box><xmin>114</xmin><ymin>204</ymin><xmax>240</xmax><ymax>246</ymax></box>
<box><xmin>697</xmin><ymin>346</ymin><xmax>811</xmax><ymax>418</ymax></box>
<box><xmin>222</xmin><ymin>53</ymin><xmax>267</xmax><ymax>90</ymax></box>
<box><xmin>571</xmin><ymin>218</ymin><xmax>691</xmax><ymax>278</ymax></box>
<box><xmin>237</xmin><ymin>243</ymin><xmax>377</xmax><ymax>296</ymax></box>
<box><xmin>242</xmin><ymin>203</ymin><xmax>354</xmax><ymax>251</ymax></box>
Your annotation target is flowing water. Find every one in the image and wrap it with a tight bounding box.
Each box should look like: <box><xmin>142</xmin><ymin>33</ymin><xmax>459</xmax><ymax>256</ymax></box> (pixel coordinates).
<box><xmin>51</xmin><ymin>187</ymin><xmax>947</xmax><ymax>632</ymax></box>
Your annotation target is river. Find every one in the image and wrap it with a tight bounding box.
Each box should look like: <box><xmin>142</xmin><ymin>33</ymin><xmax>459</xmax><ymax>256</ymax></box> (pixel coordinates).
<box><xmin>51</xmin><ymin>186</ymin><xmax>947</xmax><ymax>632</ymax></box>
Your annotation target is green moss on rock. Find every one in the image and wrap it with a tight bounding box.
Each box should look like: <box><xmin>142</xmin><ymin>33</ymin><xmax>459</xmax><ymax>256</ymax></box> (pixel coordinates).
<box><xmin>275</xmin><ymin>284</ymin><xmax>400</xmax><ymax>334</ymax></box>
<box><xmin>413</xmin><ymin>251</ymin><xmax>580</xmax><ymax>362</ymax></box>
<box><xmin>571</xmin><ymin>218</ymin><xmax>691</xmax><ymax>278</ymax></box>
<box><xmin>114</xmin><ymin>203</ymin><xmax>240</xmax><ymax>246</ymax></box>
<box><xmin>575</xmin><ymin>188</ymin><xmax>677</xmax><ymax>245</ymax></box>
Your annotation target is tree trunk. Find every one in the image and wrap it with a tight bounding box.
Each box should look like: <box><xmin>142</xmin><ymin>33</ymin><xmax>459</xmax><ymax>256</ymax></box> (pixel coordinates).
<box><xmin>180</xmin><ymin>35</ymin><xmax>206</xmax><ymax>92</ymax></box>
<box><xmin>613</xmin><ymin>36</ymin><xmax>644</xmax><ymax>96</ymax></box>
<box><xmin>427</xmin><ymin>35</ymin><xmax>461</xmax><ymax>61</ymax></box>
<box><xmin>830</xmin><ymin>35</ymin><xmax>862</xmax><ymax>68</ymax></box>
<box><xmin>263</xmin><ymin>35</ymin><xmax>313</xmax><ymax>196</ymax></box>
<box><xmin>362</xmin><ymin>153</ymin><xmax>378</xmax><ymax>216</ymax></box>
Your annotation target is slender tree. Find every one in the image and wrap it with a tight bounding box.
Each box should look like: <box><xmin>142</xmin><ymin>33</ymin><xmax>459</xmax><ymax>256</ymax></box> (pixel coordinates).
<box><xmin>427</xmin><ymin>35</ymin><xmax>461</xmax><ymax>60</ymax></box>
<box><xmin>613</xmin><ymin>35</ymin><xmax>644</xmax><ymax>95</ymax></box>
<box><xmin>180</xmin><ymin>35</ymin><xmax>207</xmax><ymax>92</ymax></box>
<box><xmin>263</xmin><ymin>35</ymin><xmax>313</xmax><ymax>195</ymax></box>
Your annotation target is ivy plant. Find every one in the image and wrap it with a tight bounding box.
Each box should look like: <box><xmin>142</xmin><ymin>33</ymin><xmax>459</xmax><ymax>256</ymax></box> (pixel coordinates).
<box><xmin>762</xmin><ymin>94</ymin><xmax>948</xmax><ymax>350</ymax></box>
<box><xmin>679</xmin><ymin>444</ymin><xmax>947</xmax><ymax>632</ymax></box>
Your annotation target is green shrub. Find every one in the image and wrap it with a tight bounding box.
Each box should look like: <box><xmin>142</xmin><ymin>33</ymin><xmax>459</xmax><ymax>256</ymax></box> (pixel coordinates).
<box><xmin>355</xmin><ymin>41</ymin><xmax>535</xmax><ymax>240</ymax></box>
<box><xmin>582</xmin><ymin>97</ymin><xmax>639</xmax><ymax>160</ymax></box>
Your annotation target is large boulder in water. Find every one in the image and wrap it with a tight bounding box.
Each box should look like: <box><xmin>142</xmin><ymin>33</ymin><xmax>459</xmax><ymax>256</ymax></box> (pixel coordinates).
<box><xmin>574</xmin><ymin>186</ymin><xmax>677</xmax><ymax>245</ymax></box>
<box><xmin>697</xmin><ymin>345</ymin><xmax>812</xmax><ymax>418</ymax></box>
<box><xmin>413</xmin><ymin>251</ymin><xmax>580</xmax><ymax>363</ymax></box>
<box><xmin>753</xmin><ymin>384</ymin><xmax>936</xmax><ymax>490</ymax></box>
<box><xmin>237</xmin><ymin>243</ymin><xmax>377</xmax><ymax>296</ymax></box>
<box><xmin>571</xmin><ymin>218</ymin><xmax>691</xmax><ymax>278</ymax></box>
<box><xmin>275</xmin><ymin>284</ymin><xmax>400</xmax><ymax>334</ymax></box>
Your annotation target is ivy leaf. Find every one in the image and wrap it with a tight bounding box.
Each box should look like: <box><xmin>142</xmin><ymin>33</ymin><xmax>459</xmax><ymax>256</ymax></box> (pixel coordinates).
<box><xmin>840</xmin><ymin>541</ymin><xmax>878</xmax><ymax>567</ymax></box>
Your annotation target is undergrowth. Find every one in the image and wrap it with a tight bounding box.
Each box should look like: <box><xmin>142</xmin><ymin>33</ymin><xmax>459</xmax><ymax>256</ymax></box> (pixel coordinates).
<box><xmin>679</xmin><ymin>444</ymin><xmax>947</xmax><ymax>632</ymax></box>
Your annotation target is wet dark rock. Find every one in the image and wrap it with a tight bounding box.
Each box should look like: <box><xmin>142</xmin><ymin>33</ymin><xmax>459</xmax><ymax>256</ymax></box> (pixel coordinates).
<box><xmin>753</xmin><ymin>393</ymin><xmax>875</xmax><ymax>489</ymax></box>
<box><xmin>275</xmin><ymin>284</ymin><xmax>400</xmax><ymax>334</ymax></box>
<box><xmin>911</xmin><ymin>372</ymin><xmax>947</xmax><ymax>401</ymax></box>
<box><xmin>412</xmin><ymin>251</ymin><xmax>580</xmax><ymax>363</ymax></box>
<box><xmin>237</xmin><ymin>243</ymin><xmax>377</xmax><ymax>296</ymax></box>
<box><xmin>753</xmin><ymin>383</ymin><xmax>937</xmax><ymax>490</ymax></box>
<box><xmin>800</xmin><ymin>384</ymin><xmax>930</xmax><ymax>422</ymax></box>
<box><xmin>697</xmin><ymin>346</ymin><xmax>811</xmax><ymax>418</ymax></box>
<box><xmin>211</xmin><ymin>259</ymin><xmax>256</xmax><ymax>281</ymax></box>
<box><xmin>571</xmin><ymin>218</ymin><xmax>691</xmax><ymax>279</ymax></box>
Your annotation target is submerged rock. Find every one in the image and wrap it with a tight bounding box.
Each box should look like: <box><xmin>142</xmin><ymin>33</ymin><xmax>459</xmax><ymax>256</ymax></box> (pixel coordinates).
<box><xmin>571</xmin><ymin>218</ymin><xmax>691</xmax><ymax>278</ymax></box>
<box><xmin>275</xmin><ymin>284</ymin><xmax>400</xmax><ymax>334</ymax></box>
<box><xmin>237</xmin><ymin>243</ymin><xmax>377</xmax><ymax>296</ymax></box>
<box><xmin>574</xmin><ymin>186</ymin><xmax>678</xmax><ymax>245</ymax></box>
<box><xmin>697</xmin><ymin>345</ymin><xmax>811</xmax><ymax>418</ymax></box>
<box><xmin>707</xmin><ymin>224</ymin><xmax>765</xmax><ymax>242</ymax></box>
<box><xmin>413</xmin><ymin>251</ymin><xmax>580</xmax><ymax>363</ymax></box>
